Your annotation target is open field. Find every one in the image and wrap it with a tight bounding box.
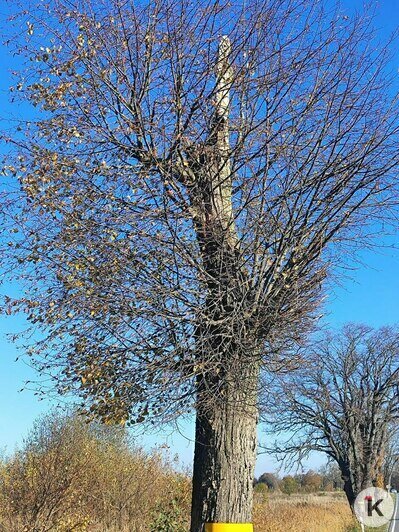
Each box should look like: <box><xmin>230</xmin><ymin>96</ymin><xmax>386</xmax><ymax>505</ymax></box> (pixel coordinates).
<box><xmin>0</xmin><ymin>488</ymin><xmax>363</xmax><ymax>532</ymax></box>
<box><xmin>253</xmin><ymin>492</ymin><xmax>357</xmax><ymax>532</ymax></box>
<box><xmin>253</xmin><ymin>492</ymin><xmax>397</xmax><ymax>532</ymax></box>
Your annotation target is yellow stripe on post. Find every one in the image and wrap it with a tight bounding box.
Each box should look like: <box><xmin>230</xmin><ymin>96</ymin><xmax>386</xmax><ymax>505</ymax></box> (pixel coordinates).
<box><xmin>205</xmin><ymin>524</ymin><xmax>253</xmax><ymax>531</ymax></box>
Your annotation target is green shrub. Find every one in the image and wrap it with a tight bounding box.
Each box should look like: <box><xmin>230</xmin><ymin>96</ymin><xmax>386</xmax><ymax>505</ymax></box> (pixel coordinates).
<box><xmin>150</xmin><ymin>498</ymin><xmax>187</xmax><ymax>532</ymax></box>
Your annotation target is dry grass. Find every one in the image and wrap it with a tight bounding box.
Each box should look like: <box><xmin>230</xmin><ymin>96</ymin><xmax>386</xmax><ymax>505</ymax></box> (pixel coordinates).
<box><xmin>253</xmin><ymin>492</ymin><xmax>358</xmax><ymax>532</ymax></box>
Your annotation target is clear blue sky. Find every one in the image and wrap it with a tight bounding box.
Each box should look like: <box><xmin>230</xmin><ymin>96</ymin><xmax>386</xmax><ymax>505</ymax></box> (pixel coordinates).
<box><xmin>0</xmin><ymin>0</ymin><xmax>398</xmax><ymax>476</ymax></box>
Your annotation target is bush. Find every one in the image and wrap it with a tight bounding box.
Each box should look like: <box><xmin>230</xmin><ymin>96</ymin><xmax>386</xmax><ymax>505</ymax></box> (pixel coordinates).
<box><xmin>255</xmin><ymin>483</ymin><xmax>268</xmax><ymax>494</ymax></box>
<box><xmin>257</xmin><ymin>472</ymin><xmax>279</xmax><ymax>490</ymax></box>
<box><xmin>0</xmin><ymin>411</ymin><xmax>191</xmax><ymax>531</ymax></box>
<box><xmin>280</xmin><ymin>476</ymin><xmax>299</xmax><ymax>495</ymax></box>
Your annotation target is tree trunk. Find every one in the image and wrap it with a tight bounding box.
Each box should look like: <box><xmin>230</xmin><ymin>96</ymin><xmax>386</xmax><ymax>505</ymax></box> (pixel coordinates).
<box><xmin>189</xmin><ymin>35</ymin><xmax>258</xmax><ymax>531</ymax></box>
<box><xmin>341</xmin><ymin>463</ymin><xmax>374</xmax><ymax>512</ymax></box>
<box><xmin>343</xmin><ymin>478</ymin><xmax>356</xmax><ymax>512</ymax></box>
<box><xmin>190</xmin><ymin>368</ymin><xmax>258</xmax><ymax>532</ymax></box>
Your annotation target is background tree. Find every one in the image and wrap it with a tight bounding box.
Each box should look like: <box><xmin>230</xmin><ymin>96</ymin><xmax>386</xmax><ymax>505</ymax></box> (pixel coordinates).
<box><xmin>280</xmin><ymin>476</ymin><xmax>299</xmax><ymax>496</ymax></box>
<box><xmin>263</xmin><ymin>324</ymin><xmax>399</xmax><ymax>510</ymax></box>
<box><xmin>390</xmin><ymin>468</ymin><xmax>399</xmax><ymax>491</ymax></box>
<box><xmin>1</xmin><ymin>0</ymin><xmax>398</xmax><ymax>529</ymax></box>
<box><xmin>300</xmin><ymin>470</ymin><xmax>323</xmax><ymax>493</ymax></box>
<box><xmin>318</xmin><ymin>463</ymin><xmax>344</xmax><ymax>491</ymax></box>
<box><xmin>257</xmin><ymin>472</ymin><xmax>280</xmax><ymax>491</ymax></box>
<box><xmin>382</xmin><ymin>425</ymin><xmax>399</xmax><ymax>490</ymax></box>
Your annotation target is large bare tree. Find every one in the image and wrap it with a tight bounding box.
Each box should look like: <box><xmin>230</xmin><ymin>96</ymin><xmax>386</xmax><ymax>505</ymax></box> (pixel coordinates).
<box><xmin>1</xmin><ymin>0</ymin><xmax>398</xmax><ymax>529</ymax></box>
<box><xmin>263</xmin><ymin>325</ymin><xmax>399</xmax><ymax>510</ymax></box>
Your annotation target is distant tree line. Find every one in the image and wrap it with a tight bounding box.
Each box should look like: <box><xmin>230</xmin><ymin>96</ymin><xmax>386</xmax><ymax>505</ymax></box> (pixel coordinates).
<box><xmin>254</xmin><ymin>464</ymin><xmax>344</xmax><ymax>496</ymax></box>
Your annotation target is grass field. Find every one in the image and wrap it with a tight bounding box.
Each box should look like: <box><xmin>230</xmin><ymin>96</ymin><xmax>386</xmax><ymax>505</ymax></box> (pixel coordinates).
<box><xmin>253</xmin><ymin>492</ymin><xmax>396</xmax><ymax>532</ymax></box>
<box><xmin>253</xmin><ymin>492</ymin><xmax>358</xmax><ymax>531</ymax></box>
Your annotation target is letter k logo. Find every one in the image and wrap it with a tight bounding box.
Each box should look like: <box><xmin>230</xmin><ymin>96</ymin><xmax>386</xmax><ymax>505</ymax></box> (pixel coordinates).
<box><xmin>365</xmin><ymin>495</ymin><xmax>384</xmax><ymax>517</ymax></box>
<box><xmin>355</xmin><ymin>488</ymin><xmax>394</xmax><ymax>527</ymax></box>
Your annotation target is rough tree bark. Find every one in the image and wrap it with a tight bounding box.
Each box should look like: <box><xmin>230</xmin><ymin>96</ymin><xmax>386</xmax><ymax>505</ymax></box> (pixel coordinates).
<box><xmin>341</xmin><ymin>461</ymin><xmax>365</xmax><ymax>511</ymax></box>
<box><xmin>189</xmin><ymin>37</ymin><xmax>258</xmax><ymax>530</ymax></box>
<box><xmin>190</xmin><ymin>367</ymin><xmax>259</xmax><ymax>531</ymax></box>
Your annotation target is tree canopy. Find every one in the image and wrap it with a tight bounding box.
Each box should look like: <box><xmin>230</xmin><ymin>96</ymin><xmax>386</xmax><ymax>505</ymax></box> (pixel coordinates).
<box><xmin>1</xmin><ymin>0</ymin><xmax>398</xmax><ymax>424</ymax></box>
